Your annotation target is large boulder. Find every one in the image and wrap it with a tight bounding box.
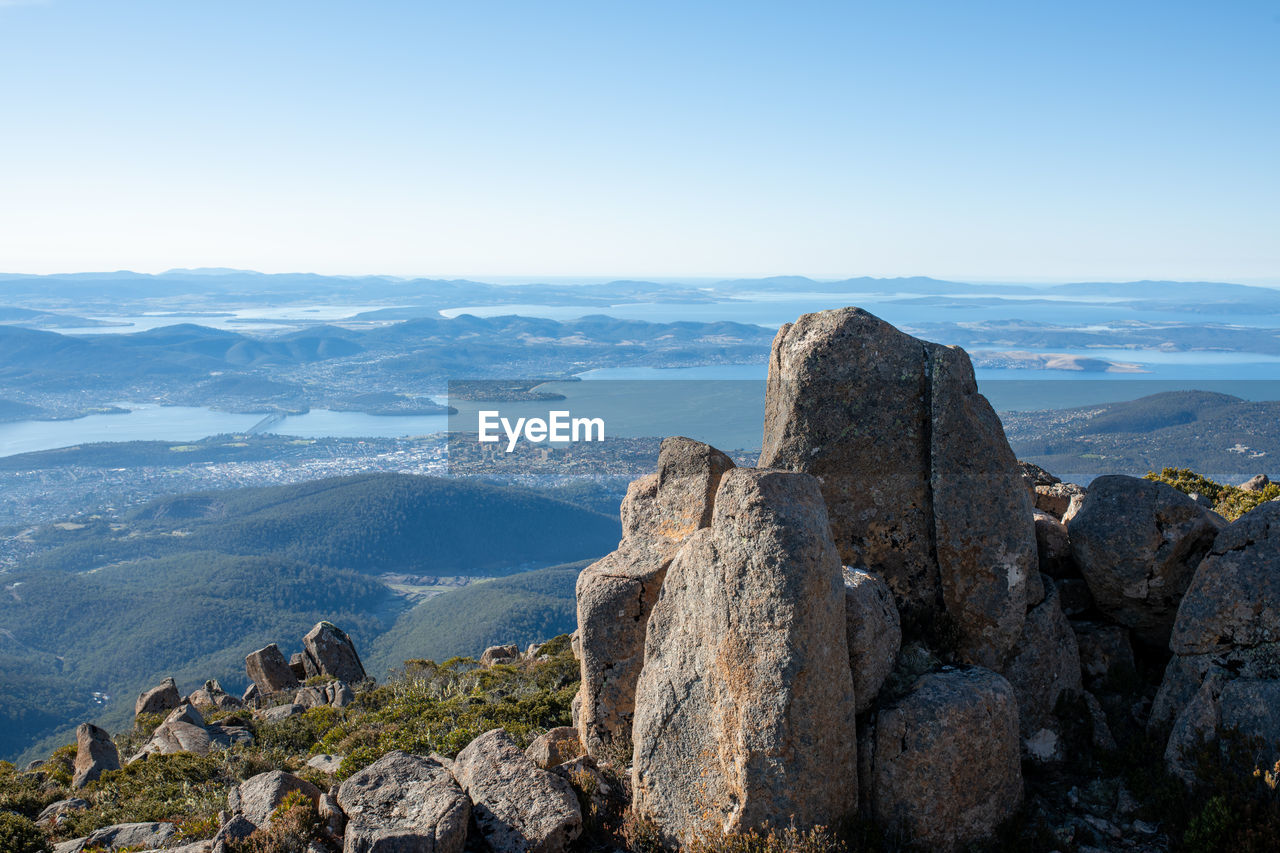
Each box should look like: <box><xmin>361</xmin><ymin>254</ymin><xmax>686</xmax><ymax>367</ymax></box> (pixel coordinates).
<box><xmin>575</xmin><ymin>436</ymin><xmax>734</xmax><ymax>756</ymax></box>
<box><xmin>336</xmin><ymin>751</ymin><xmax>471</xmax><ymax>853</ymax></box>
<box><xmin>245</xmin><ymin>643</ymin><xmax>301</xmax><ymax>695</ymax></box>
<box><xmin>1171</xmin><ymin>501</ymin><xmax>1280</xmax><ymax>656</ymax></box>
<box><xmin>1154</xmin><ymin>503</ymin><xmax>1280</xmax><ymax>776</ymax></box>
<box><xmin>135</xmin><ymin>676</ymin><xmax>181</xmax><ymax>717</ymax></box>
<box><xmin>1002</xmin><ymin>578</ymin><xmax>1084</xmax><ymax>761</ymax></box>
<box><xmin>865</xmin><ymin>667</ymin><xmax>1022</xmax><ymax>851</ymax></box>
<box><xmin>229</xmin><ymin>770</ymin><xmax>321</xmax><ymax>830</ymax></box>
<box><xmin>302</xmin><ymin>622</ymin><xmax>367</xmax><ymax>684</ymax></box>
<box><xmin>525</xmin><ymin>727</ymin><xmax>585</xmax><ymax>770</ymax></box>
<box><xmin>758</xmin><ymin>307</ymin><xmax>1034</xmax><ymax>668</ymax></box>
<box><xmin>452</xmin><ymin>729</ymin><xmax>582</xmax><ymax>853</ymax></box>
<box><xmin>72</xmin><ymin>723</ymin><xmax>120</xmax><ymax>788</ymax></box>
<box><xmin>1069</xmin><ymin>475</ymin><xmax>1225</xmax><ymax>646</ymax></box>
<box><xmin>630</xmin><ymin>468</ymin><xmax>857</xmax><ymax>842</ymax></box>
<box><xmin>843</xmin><ymin>567</ymin><xmax>902</xmax><ymax>713</ymax></box>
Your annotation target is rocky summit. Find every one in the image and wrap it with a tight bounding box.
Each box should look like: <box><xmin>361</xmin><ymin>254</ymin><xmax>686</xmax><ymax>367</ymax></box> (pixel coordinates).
<box><xmin>10</xmin><ymin>307</ymin><xmax>1280</xmax><ymax>853</ymax></box>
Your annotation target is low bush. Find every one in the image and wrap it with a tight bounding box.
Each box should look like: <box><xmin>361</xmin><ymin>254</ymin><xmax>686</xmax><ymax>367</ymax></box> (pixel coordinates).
<box><xmin>1144</xmin><ymin>468</ymin><xmax>1280</xmax><ymax>520</ymax></box>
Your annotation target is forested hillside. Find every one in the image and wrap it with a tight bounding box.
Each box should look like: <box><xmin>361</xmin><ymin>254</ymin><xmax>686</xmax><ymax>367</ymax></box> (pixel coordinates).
<box><xmin>0</xmin><ymin>474</ymin><xmax>618</xmax><ymax>761</ymax></box>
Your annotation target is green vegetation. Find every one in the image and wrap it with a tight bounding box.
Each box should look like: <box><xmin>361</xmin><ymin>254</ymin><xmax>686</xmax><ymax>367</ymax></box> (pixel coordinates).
<box><xmin>321</xmin><ymin>636</ymin><xmax>577</xmax><ymax>776</ymax></box>
<box><xmin>1144</xmin><ymin>467</ymin><xmax>1280</xmax><ymax>520</ymax></box>
<box><xmin>0</xmin><ymin>641</ymin><xmax>579</xmax><ymax>850</ymax></box>
<box><xmin>226</xmin><ymin>790</ymin><xmax>325</xmax><ymax>853</ymax></box>
<box><xmin>367</xmin><ymin>564</ymin><xmax>586</xmax><ymax>677</ymax></box>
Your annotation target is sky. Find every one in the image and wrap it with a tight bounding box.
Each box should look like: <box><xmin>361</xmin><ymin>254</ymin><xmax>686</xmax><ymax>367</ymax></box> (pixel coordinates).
<box><xmin>0</xmin><ymin>1</ymin><xmax>1276</xmax><ymax>282</ymax></box>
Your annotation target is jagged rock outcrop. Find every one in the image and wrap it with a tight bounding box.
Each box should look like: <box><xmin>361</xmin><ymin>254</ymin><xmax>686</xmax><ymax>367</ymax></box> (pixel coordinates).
<box><xmin>303</xmin><ymin>621</ymin><xmax>367</xmax><ymax>684</ymax></box>
<box><xmin>336</xmin><ymin>751</ymin><xmax>471</xmax><ymax>853</ymax></box>
<box><xmin>843</xmin><ymin>567</ymin><xmax>902</xmax><ymax>713</ymax></box>
<box><xmin>864</xmin><ymin>667</ymin><xmax>1022</xmax><ymax>851</ymax></box>
<box><xmin>186</xmin><ymin>679</ymin><xmax>242</xmax><ymax>711</ymax></box>
<box><xmin>758</xmin><ymin>307</ymin><xmax>1035</xmax><ymax>669</ymax></box>
<box><xmin>525</xmin><ymin>727</ymin><xmax>584</xmax><ymax>770</ymax></box>
<box><xmin>1020</xmin><ymin>462</ymin><xmax>1088</xmax><ymax>520</ymax></box>
<box><xmin>1069</xmin><ymin>475</ymin><xmax>1225</xmax><ymax>646</ymax></box>
<box><xmin>245</xmin><ymin>643</ymin><xmax>301</xmax><ymax>694</ymax></box>
<box><xmin>575</xmin><ymin>436</ymin><xmax>734</xmax><ymax>756</ymax></box>
<box><xmin>229</xmin><ymin>770</ymin><xmax>321</xmax><ymax>830</ymax></box>
<box><xmin>135</xmin><ymin>676</ymin><xmax>181</xmax><ymax>717</ymax></box>
<box><xmin>1002</xmin><ymin>577</ymin><xmax>1083</xmax><ymax>761</ymax></box>
<box><xmin>72</xmin><ymin>723</ymin><xmax>120</xmax><ymax>789</ymax></box>
<box><xmin>453</xmin><ymin>729</ymin><xmax>582</xmax><ymax>853</ymax></box>
<box><xmin>631</xmin><ymin>468</ymin><xmax>857</xmax><ymax>842</ymax></box>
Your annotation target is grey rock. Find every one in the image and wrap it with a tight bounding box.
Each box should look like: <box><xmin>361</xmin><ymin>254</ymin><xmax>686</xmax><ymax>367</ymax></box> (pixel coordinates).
<box><xmin>36</xmin><ymin>798</ymin><xmax>89</xmax><ymax>828</ymax></box>
<box><xmin>242</xmin><ymin>683</ymin><xmax>259</xmax><ymax>705</ymax></box>
<box><xmin>212</xmin><ymin>815</ymin><xmax>256</xmax><ymax>846</ymax></box>
<box><xmin>479</xmin><ymin>644</ymin><xmax>520</xmax><ymax>666</ymax></box>
<box><xmin>139</xmin><ymin>720</ymin><xmax>213</xmax><ymax>758</ymax></box>
<box><xmin>1003</xmin><ymin>578</ymin><xmax>1083</xmax><ymax>761</ymax></box>
<box><xmin>1240</xmin><ymin>474</ymin><xmax>1271</xmax><ymax>492</ymax></box>
<box><xmin>83</xmin><ymin>822</ymin><xmax>178</xmax><ymax>851</ymax></box>
<box><xmin>1034</xmin><ymin>510</ymin><xmax>1075</xmax><ymax>577</ymax></box>
<box><xmin>843</xmin><ymin>566</ymin><xmax>902</xmax><ymax>713</ymax></box>
<box><xmin>575</xmin><ymin>436</ymin><xmax>734</xmax><ymax>757</ymax></box>
<box><xmin>866</xmin><ymin>667</ymin><xmax>1023</xmax><ymax>852</ymax></box>
<box><xmin>256</xmin><ymin>703</ymin><xmax>304</xmax><ymax>722</ymax></box>
<box><xmin>306</xmin><ymin>753</ymin><xmax>344</xmax><ymax>774</ymax></box>
<box><xmin>453</xmin><ymin>729</ymin><xmax>582</xmax><ymax>853</ymax></box>
<box><xmin>232</xmin><ymin>770</ymin><xmax>321</xmax><ymax>830</ymax></box>
<box><xmin>1171</xmin><ymin>502</ymin><xmax>1280</xmax><ymax>655</ymax></box>
<box><xmin>245</xmin><ymin>643</ymin><xmax>300</xmax><ymax>695</ymax></box>
<box><xmin>1056</xmin><ymin>578</ymin><xmax>1096</xmax><ymax>617</ymax></box>
<box><xmin>72</xmin><ymin>722</ymin><xmax>120</xmax><ymax>788</ymax></box>
<box><xmin>1069</xmin><ymin>475</ymin><xmax>1225</xmax><ymax>646</ymax></box>
<box><xmin>328</xmin><ymin>681</ymin><xmax>355</xmax><ymax>708</ymax></box>
<box><xmin>631</xmin><ymin>468</ymin><xmax>857</xmax><ymax>842</ymax></box>
<box><xmin>135</xmin><ymin>677</ymin><xmax>181</xmax><ymax>717</ymax></box>
<box><xmin>295</xmin><ymin>686</ymin><xmax>328</xmax><ymax>709</ymax></box>
<box><xmin>1073</xmin><ymin>622</ymin><xmax>1136</xmax><ymax>688</ymax></box>
<box><xmin>758</xmin><ymin>307</ymin><xmax>1034</xmax><ymax>668</ymax></box>
<box><xmin>1019</xmin><ymin>461</ymin><xmax>1059</xmax><ymax>488</ymax></box>
<box><xmin>302</xmin><ymin>621</ymin><xmax>367</xmax><ymax>685</ymax></box>
<box><xmin>289</xmin><ymin>652</ymin><xmax>311</xmax><ymax>680</ymax></box>
<box><xmin>1035</xmin><ymin>482</ymin><xmax>1088</xmax><ymax>521</ymax></box>
<box><xmin>336</xmin><ymin>751</ymin><xmax>470</xmax><ymax>853</ymax></box>
<box><xmin>525</xmin><ymin>727</ymin><xmax>585</xmax><ymax>770</ymax></box>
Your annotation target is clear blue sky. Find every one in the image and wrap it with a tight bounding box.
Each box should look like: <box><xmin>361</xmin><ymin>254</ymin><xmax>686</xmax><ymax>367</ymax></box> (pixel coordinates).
<box><xmin>0</xmin><ymin>0</ymin><xmax>1276</xmax><ymax>282</ymax></box>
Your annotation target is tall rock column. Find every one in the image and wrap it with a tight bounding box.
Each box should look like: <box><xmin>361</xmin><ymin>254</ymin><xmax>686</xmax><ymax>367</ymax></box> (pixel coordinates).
<box><xmin>759</xmin><ymin>307</ymin><xmax>1034</xmax><ymax>669</ymax></box>
<box><xmin>575</xmin><ymin>437</ymin><xmax>735</xmax><ymax>757</ymax></box>
<box><xmin>630</xmin><ymin>468</ymin><xmax>858</xmax><ymax>843</ymax></box>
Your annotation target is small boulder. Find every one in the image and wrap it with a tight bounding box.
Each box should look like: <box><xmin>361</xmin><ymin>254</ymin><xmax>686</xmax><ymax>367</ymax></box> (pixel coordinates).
<box><xmin>453</xmin><ymin>729</ymin><xmax>582</xmax><ymax>853</ymax></box>
<box><xmin>1069</xmin><ymin>475</ymin><xmax>1225</xmax><ymax>646</ymax></box>
<box><xmin>525</xmin><ymin>727</ymin><xmax>585</xmax><ymax>770</ymax></box>
<box><xmin>289</xmin><ymin>652</ymin><xmax>311</xmax><ymax>680</ymax></box>
<box><xmin>245</xmin><ymin>643</ymin><xmax>301</xmax><ymax>694</ymax></box>
<box><xmin>36</xmin><ymin>798</ymin><xmax>89</xmax><ymax>828</ymax></box>
<box><xmin>843</xmin><ymin>566</ymin><xmax>902</xmax><ymax>713</ymax></box>
<box><xmin>302</xmin><ymin>621</ymin><xmax>367</xmax><ymax>685</ymax></box>
<box><xmin>135</xmin><ymin>676</ymin><xmax>181</xmax><ymax>717</ymax></box>
<box><xmin>256</xmin><ymin>703</ymin><xmax>304</xmax><ymax>722</ymax></box>
<box><xmin>479</xmin><ymin>644</ymin><xmax>520</xmax><ymax>666</ymax></box>
<box><xmin>1035</xmin><ymin>482</ymin><xmax>1088</xmax><ymax>520</ymax></box>
<box><xmin>231</xmin><ymin>770</ymin><xmax>321</xmax><ymax>830</ymax></box>
<box><xmin>306</xmin><ymin>753</ymin><xmax>343</xmax><ymax>774</ymax></box>
<box><xmin>336</xmin><ymin>750</ymin><xmax>470</xmax><ymax>853</ymax></box>
<box><xmin>866</xmin><ymin>667</ymin><xmax>1022</xmax><ymax>851</ymax></box>
<box><xmin>81</xmin><ymin>822</ymin><xmax>177</xmax><ymax>852</ymax></box>
<box><xmin>1240</xmin><ymin>474</ymin><xmax>1271</xmax><ymax>492</ymax></box>
<box><xmin>72</xmin><ymin>722</ymin><xmax>120</xmax><ymax>788</ymax></box>
<box><xmin>294</xmin><ymin>686</ymin><xmax>328</xmax><ymax>709</ymax></box>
